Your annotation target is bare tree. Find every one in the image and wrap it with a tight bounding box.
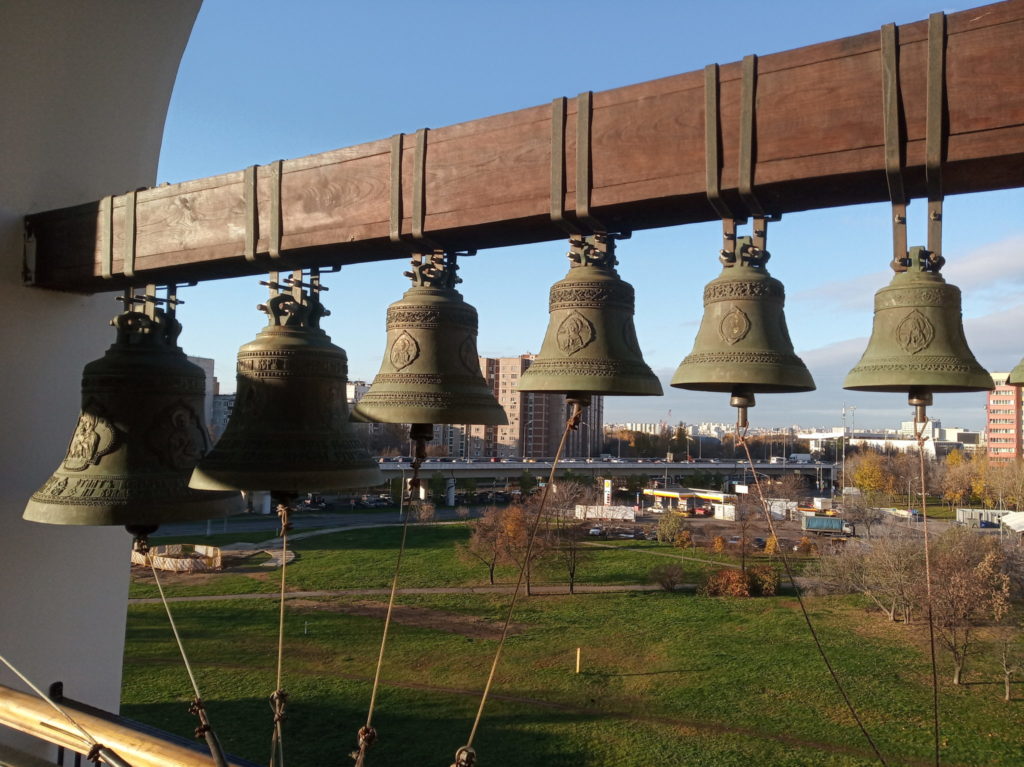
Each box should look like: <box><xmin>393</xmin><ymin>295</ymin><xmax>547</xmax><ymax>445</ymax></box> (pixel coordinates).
<box><xmin>927</xmin><ymin>528</ymin><xmax>1011</xmax><ymax>685</ymax></box>
<box><xmin>456</xmin><ymin>506</ymin><xmax>508</xmax><ymax>585</ymax></box>
<box><xmin>499</xmin><ymin>503</ymin><xmax>551</xmax><ymax>596</ymax></box>
<box><xmin>994</xmin><ymin>625</ymin><xmax>1022</xmax><ymax>702</ymax></box>
<box><xmin>773</xmin><ymin>473</ymin><xmax>809</xmax><ymax>505</ymax></box>
<box><xmin>809</xmin><ymin>533</ymin><xmax>922</xmax><ymax>622</ymax></box>
<box><xmin>545</xmin><ymin>480</ymin><xmax>595</xmax><ymax>594</ymax></box>
<box><xmin>842</xmin><ymin>493</ymin><xmax>885</xmax><ymax>539</ymax></box>
<box><xmin>734</xmin><ymin>495</ymin><xmax>760</xmax><ymax>573</ymax></box>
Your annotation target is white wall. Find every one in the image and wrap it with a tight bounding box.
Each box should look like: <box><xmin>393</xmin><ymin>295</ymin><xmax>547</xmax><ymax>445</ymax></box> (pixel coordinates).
<box><xmin>0</xmin><ymin>0</ymin><xmax>201</xmax><ymax>755</ymax></box>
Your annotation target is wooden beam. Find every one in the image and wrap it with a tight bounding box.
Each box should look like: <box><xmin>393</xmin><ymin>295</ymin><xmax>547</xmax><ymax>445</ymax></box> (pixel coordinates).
<box><xmin>25</xmin><ymin>0</ymin><xmax>1024</xmax><ymax>293</ymax></box>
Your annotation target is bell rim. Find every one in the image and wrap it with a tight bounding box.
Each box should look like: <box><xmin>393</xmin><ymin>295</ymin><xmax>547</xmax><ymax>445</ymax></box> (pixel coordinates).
<box><xmin>189</xmin><ymin>465</ymin><xmax>384</xmax><ymax>494</ymax></box>
<box><xmin>842</xmin><ymin>383</ymin><xmax>993</xmax><ymax>393</ymax></box>
<box><xmin>669</xmin><ymin>381</ymin><xmax>816</xmax><ymax>394</ymax></box>
<box><xmin>23</xmin><ymin>491</ymin><xmax>241</xmax><ymax>526</ymax></box>
<box><xmin>351</xmin><ymin>404</ymin><xmax>509</xmax><ymax>426</ymax></box>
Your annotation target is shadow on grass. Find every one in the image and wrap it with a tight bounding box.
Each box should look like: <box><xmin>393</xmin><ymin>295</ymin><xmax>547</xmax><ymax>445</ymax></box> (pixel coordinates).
<box><xmin>121</xmin><ymin>691</ymin><xmax>608</xmax><ymax>767</ymax></box>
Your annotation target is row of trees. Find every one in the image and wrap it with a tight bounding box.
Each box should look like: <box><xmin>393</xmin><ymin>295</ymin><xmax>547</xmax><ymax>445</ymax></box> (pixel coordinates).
<box><xmin>847</xmin><ymin>448</ymin><xmax>1024</xmax><ymax>512</ymax></box>
<box><xmin>811</xmin><ymin>528</ymin><xmax>1020</xmax><ymax>693</ymax></box>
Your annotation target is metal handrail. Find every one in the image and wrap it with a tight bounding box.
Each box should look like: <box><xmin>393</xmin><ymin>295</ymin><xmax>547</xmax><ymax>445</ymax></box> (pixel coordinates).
<box><xmin>0</xmin><ymin>684</ymin><xmax>258</xmax><ymax>767</ymax></box>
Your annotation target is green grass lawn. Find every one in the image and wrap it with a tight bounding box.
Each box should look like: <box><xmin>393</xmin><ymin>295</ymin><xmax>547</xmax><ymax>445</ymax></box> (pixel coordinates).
<box><xmin>122</xmin><ymin>592</ymin><xmax>1024</xmax><ymax>767</ymax></box>
<box><xmin>130</xmin><ymin>525</ymin><xmax>732</xmax><ymax>599</ymax></box>
<box><xmin>122</xmin><ymin>524</ymin><xmax>1024</xmax><ymax>766</ymax></box>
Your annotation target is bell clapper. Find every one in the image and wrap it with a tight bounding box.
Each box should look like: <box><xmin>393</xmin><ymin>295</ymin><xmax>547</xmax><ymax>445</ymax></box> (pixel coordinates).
<box><xmin>126</xmin><ymin>525</ymin><xmax>159</xmax><ymax>555</ymax></box>
<box><xmin>406</xmin><ymin>423</ymin><xmax>434</xmax><ymax>505</ymax></box>
<box><xmin>908</xmin><ymin>387</ymin><xmax>934</xmax><ymax>430</ymax></box>
<box><xmin>730</xmin><ymin>390</ymin><xmax>755</xmax><ymax>432</ymax></box>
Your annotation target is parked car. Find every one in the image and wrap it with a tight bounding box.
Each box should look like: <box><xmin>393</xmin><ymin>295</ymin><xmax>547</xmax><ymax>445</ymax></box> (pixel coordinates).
<box><xmin>588</xmin><ymin>527</ymin><xmax>604</xmax><ymax>536</ymax></box>
<box><xmin>752</xmin><ymin>537</ymin><xmax>766</xmax><ymax>550</ymax></box>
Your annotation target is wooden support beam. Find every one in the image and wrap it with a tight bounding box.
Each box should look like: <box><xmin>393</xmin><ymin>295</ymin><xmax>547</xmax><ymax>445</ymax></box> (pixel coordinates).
<box><xmin>24</xmin><ymin>0</ymin><xmax>1024</xmax><ymax>293</ymax></box>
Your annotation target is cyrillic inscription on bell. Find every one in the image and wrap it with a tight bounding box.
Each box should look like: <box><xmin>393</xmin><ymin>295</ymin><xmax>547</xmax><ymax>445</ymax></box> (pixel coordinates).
<box><xmin>24</xmin><ymin>300</ymin><xmax>241</xmax><ymax>527</ymax></box>
<box><xmin>353</xmin><ymin>251</ymin><xmax>507</xmax><ymax>427</ymax></box>
<box><xmin>517</xmin><ymin>234</ymin><xmax>662</xmax><ymax>398</ymax></box>
<box><xmin>845</xmin><ymin>247</ymin><xmax>992</xmax><ymax>393</ymax></box>
<box><xmin>672</xmin><ymin>237</ymin><xmax>814</xmax><ymax>395</ymax></box>
<box><xmin>190</xmin><ymin>275</ymin><xmax>382</xmax><ymax>494</ymax></box>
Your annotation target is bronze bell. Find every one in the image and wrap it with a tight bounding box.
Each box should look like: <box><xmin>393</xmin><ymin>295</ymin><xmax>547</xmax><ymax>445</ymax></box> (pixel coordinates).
<box><xmin>517</xmin><ymin>234</ymin><xmax>662</xmax><ymax>398</ymax></box>
<box><xmin>24</xmin><ymin>294</ymin><xmax>242</xmax><ymax>528</ymax></box>
<box><xmin>844</xmin><ymin>246</ymin><xmax>993</xmax><ymax>408</ymax></box>
<box><xmin>671</xmin><ymin>236</ymin><xmax>815</xmax><ymax>410</ymax></box>
<box><xmin>352</xmin><ymin>252</ymin><xmax>507</xmax><ymax>427</ymax></box>
<box><xmin>190</xmin><ymin>274</ymin><xmax>382</xmax><ymax>494</ymax></box>
<box><xmin>1009</xmin><ymin>357</ymin><xmax>1024</xmax><ymax>386</ymax></box>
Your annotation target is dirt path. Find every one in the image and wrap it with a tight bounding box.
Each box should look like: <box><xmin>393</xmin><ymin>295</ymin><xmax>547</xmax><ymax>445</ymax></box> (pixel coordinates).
<box><xmin>128</xmin><ymin>582</ymin><xmax>686</xmax><ymax>605</ymax></box>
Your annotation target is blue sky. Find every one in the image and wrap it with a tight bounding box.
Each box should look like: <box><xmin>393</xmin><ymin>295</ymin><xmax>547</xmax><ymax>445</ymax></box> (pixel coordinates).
<box><xmin>158</xmin><ymin>0</ymin><xmax>1024</xmax><ymax>431</ymax></box>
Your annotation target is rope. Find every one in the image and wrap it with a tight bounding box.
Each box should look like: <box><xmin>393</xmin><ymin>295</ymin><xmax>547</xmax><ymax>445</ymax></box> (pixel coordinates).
<box><xmin>269</xmin><ymin>503</ymin><xmax>292</xmax><ymax>767</ymax></box>
<box><xmin>138</xmin><ymin>536</ymin><xmax>228</xmax><ymax>767</ymax></box>
<box><xmin>456</xmin><ymin>400</ymin><xmax>582</xmax><ymax>761</ymax></box>
<box><xmin>913</xmin><ymin>420</ymin><xmax>941</xmax><ymax>767</ymax></box>
<box><xmin>352</xmin><ymin>434</ymin><xmax>426</xmax><ymax>766</ymax></box>
<box><xmin>735</xmin><ymin>429</ymin><xmax>888</xmax><ymax>767</ymax></box>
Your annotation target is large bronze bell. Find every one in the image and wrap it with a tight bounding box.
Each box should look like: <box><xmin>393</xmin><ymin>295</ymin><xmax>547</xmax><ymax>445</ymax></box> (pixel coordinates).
<box><xmin>24</xmin><ymin>296</ymin><xmax>242</xmax><ymax>528</ymax></box>
<box><xmin>517</xmin><ymin>234</ymin><xmax>662</xmax><ymax>398</ymax></box>
<box><xmin>190</xmin><ymin>275</ymin><xmax>382</xmax><ymax>494</ymax></box>
<box><xmin>1009</xmin><ymin>357</ymin><xmax>1024</xmax><ymax>387</ymax></box>
<box><xmin>352</xmin><ymin>252</ymin><xmax>507</xmax><ymax>427</ymax></box>
<box><xmin>844</xmin><ymin>246</ymin><xmax>992</xmax><ymax>404</ymax></box>
<box><xmin>671</xmin><ymin>237</ymin><xmax>815</xmax><ymax>405</ymax></box>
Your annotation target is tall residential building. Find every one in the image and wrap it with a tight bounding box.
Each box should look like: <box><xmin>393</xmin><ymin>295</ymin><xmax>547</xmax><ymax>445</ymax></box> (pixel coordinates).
<box><xmin>452</xmin><ymin>355</ymin><xmax>602</xmax><ymax>459</ymax></box>
<box><xmin>187</xmin><ymin>355</ymin><xmax>218</xmax><ymax>430</ymax></box>
<box><xmin>986</xmin><ymin>372</ymin><xmax>1023</xmax><ymax>463</ymax></box>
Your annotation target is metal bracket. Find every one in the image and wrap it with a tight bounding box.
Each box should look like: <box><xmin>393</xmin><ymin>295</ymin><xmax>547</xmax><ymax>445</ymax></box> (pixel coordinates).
<box><xmin>737</xmin><ymin>54</ymin><xmax>779</xmax><ymax>254</ymax></box>
<box><xmin>574</xmin><ymin>91</ymin><xmax>607</xmax><ymax>233</ymax></box>
<box><xmin>704</xmin><ymin>64</ymin><xmax>746</xmax><ymax>258</ymax></box>
<box><xmin>390</xmin><ymin>133</ymin><xmax>405</xmax><ymax>244</ymax></box>
<box><xmin>244</xmin><ymin>164</ymin><xmax>258</xmax><ymax>263</ymax></box>
<box><xmin>881</xmin><ymin>23</ymin><xmax>908</xmax><ymax>271</ymax></box>
<box><xmin>926</xmin><ymin>12</ymin><xmax>946</xmax><ymax>259</ymax></box>
<box><xmin>244</xmin><ymin>161</ymin><xmax>285</xmax><ymax>264</ymax></box>
<box><xmin>269</xmin><ymin>159</ymin><xmax>283</xmax><ymax>260</ymax></box>
<box><xmin>389</xmin><ymin>130</ymin><xmax>443</xmax><ymax>254</ymax></box>
<box><xmin>100</xmin><ymin>195</ymin><xmax>114</xmax><ymax>279</ymax></box>
<box><xmin>123</xmin><ymin>189</ymin><xmax>137</xmax><ymax>280</ymax></box>
<box><xmin>550</xmin><ymin>96</ymin><xmax>580</xmax><ymax>235</ymax></box>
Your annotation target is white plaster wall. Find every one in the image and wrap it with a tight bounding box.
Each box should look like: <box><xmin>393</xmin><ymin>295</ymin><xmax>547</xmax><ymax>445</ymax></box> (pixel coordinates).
<box><xmin>0</xmin><ymin>0</ymin><xmax>201</xmax><ymax>755</ymax></box>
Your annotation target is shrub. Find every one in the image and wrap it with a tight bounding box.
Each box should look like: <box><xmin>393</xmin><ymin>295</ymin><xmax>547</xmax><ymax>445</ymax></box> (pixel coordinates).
<box><xmin>764</xmin><ymin>534</ymin><xmax>779</xmax><ymax>556</ymax></box>
<box><xmin>649</xmin><ymin>563</ymin><xmax>685</xmax><ymax>591</ymax></box>
<box><xmin>673</xmin><ymin>530</ymin><xmax>694</xmax><ymax>549</ymax></box>
<box><xmin>701</xmin><ymin>566</ymin><xmax>780</xmax><ymax>597</ymax></box>
<box><xmin>711</xmin><ymin>536</ymin><xmax>726</xmax><ymax>554</ymax></box>
<box><xmin>748</xmin><ymin>564</ymin><xmax>780</xmax><ymax>596</ymax></box>
<box><xmin>657</xmin><ymin>514</ymin><xmax>683</xmax><ymax>542</ymax></box>
<box><xmin>702</xmin><ymin>568</ymin><xmax>750</xmax><ymax>597</ymax></box>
